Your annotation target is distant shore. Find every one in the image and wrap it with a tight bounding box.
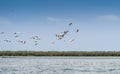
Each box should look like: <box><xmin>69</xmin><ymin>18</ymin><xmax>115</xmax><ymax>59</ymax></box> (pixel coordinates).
<box><xmin>0</xmin><ymin>51</ymin><xmax>120</xmax><ymax>56</ymax></box>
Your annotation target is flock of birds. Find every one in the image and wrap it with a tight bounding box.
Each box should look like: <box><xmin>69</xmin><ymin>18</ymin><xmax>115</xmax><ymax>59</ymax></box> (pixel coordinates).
<box><xmin>55</xmin><ymin>23</ymin><xmax>79</xmax><ymax>41</ymax></box>
<box><xmin>0</xmin><ymin>32</ymin><xmax>41</xmax><ymax>46</ymax></box>
<box><xmin>0</xmin><ymin>23</ymin><xmax>80</xmax><ymax>46</ymax></box>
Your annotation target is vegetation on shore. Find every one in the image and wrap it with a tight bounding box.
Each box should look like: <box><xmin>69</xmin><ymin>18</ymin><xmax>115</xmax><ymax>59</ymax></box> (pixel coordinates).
<box><xmin>0</xmin><ymin>51</ymin><xmax>120</xmax><ymax>56</ymax></box>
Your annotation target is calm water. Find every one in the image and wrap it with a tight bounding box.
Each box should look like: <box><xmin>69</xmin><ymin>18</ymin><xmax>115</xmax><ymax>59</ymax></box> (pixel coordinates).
<box><xmin>0</xmin><ymin>56</ymin><xmax>120</xmax><ymax>74</ymax></box>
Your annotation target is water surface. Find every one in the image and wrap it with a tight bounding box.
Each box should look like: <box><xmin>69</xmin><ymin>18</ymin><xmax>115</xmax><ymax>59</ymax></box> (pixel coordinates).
<box><xmin>0</xmin><ymin>56</ymin><xmax>120</xmax><ymax>74</ymax></box>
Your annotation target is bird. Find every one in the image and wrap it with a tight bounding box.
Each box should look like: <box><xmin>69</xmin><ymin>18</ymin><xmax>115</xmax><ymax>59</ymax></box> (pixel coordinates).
<box><xmin>70</xmin><ymin>39</ymin><xmax>75</xmax><ymax>42</ymax></box>
<box><xmin>14</xmin><ymin>32</ymin><xmax>20</xmax><ymax>38</ymax></box>
<box><xmin>30</xmin><ymin>35</ymin><xmax>41</xmax><ymax>46</ymax></box>
<box><xmin>14</xmin><ymin>32</ymin><xmax>20</xmax><ymax>35</ymax></box>
<box><xmin>56</xmin><ymin>33</ymin><xmax>64</xmax><ymax>40</ymax></box>
<box><xmin>69</xmin><ymin>23</ymin><xmax>72</xmax><ymax>26</ymax></box>
<box><xmin>31</xmin><ymin>37</ymin><xmax>36</xmax><ymax>39</ymax></box>
<box><xmin>22</xmin><ymin>41</ymin><xmax>26</xmax><ymax>44</ymax></box>
<box><xmin>0</xmin><ymin>32</ymin><xmax>4</xmax><ymax>34</ymax></box>
<box><xmin>4</xmin><ymin>39</ymin><xmax>11</xmax><ymax>43</ymax></box>
<box><xmin>56</xmin><ymin>30</ymin><xmax>69</xmax><ymax>40</ymax></box>
<box><xmin>76</xmin><ymin>29</ymin><xmax>79</xmax><ymax>33</ymax></box>
<box><xmin>14</xmin><ymin>35</ymin><xmax>19</xmax><ymax>38</ymax></box>
<box><xmin>63</xmin><ymin>30</ymin><xmax>69</xmax><ymax>35</ymax></box>
<box><xmin>31</xmin><ymin>36</ymin><xmax>40</xmax><ymax>40</ymax></box>
<box><xmin>17</xmin><ymin>40</ymin><xmax>26</xmax><ymax>44</ymax></box>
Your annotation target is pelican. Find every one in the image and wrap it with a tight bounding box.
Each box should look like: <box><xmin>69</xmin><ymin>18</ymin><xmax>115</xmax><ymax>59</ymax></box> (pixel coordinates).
<box><xmin>56</xmin><ymin>33</ymin><xmax>64</xmax><ymax>40</ymax></box>
<box><xmin>35</xmin><ymin>36</ymin><xmax>38</xmax><ymax>38</ymax></box>
<box><xmin>14</xmin><ymin>32</ymin><xmax>20</xmax><ymax>35</ymax></box>
<box><xmin>22</xmin><ymin>41</ymin><xmax>26</xmax><ymax>44</ymax></box>
<box><xmin>31</xmin><ymin>37</ymin><xmax>36</xmax><ymax>39</ymax></box>
<box><xmin>56</xmin><ymin>30</ymin><xmax>69</xmax><ymax>40</ymax></box>
<box><xmin>31</xmin><ymin>36</ymin><xmax>40</xmax><ymax>40</ymax></box>
<box><xmin>70</xmin><ymin>39</ymin><xmax>75</xmax><ymax>42</ymax></box>
<box><xmin>0</xmin><ymin>32</ymin><xmax>4</xmax><ymax>34</ymax></box>
<box><xmin>14</xmin><ymin>32</ymin><xmax>20</xmax><ymax>38</ymax></box>
<box><xmin>14</xmin><ymin>35</ymin><xmax>19</xmax><ymax>38</ymax></box>
<box><xmin>18</xmin><ymin>40</ymin><xmax>26</xmax><ymax>44</ymax></box>
<box><xmin>4</xmin><ymin>39</ymin><xmax>11</xmax><ymax>43</ymax></box>
<box><xmin>76</xmin><ymin>29</ymin><xmax>79</xmax><ymax>33</ymax></box>
<box><xmin>69</xmin><ymin>23</ymin><xmax>72</xmax><ymax>26</ymax></box>
<box><xmin>63</xmin><ymin>30</ymin><xmax>69</xmax><ymax>35</ymax></box>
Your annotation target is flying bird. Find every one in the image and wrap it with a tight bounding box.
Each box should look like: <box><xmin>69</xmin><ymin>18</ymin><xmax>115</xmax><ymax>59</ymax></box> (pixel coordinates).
<box><xmin>76</xmin><ymin>29</ymin><xmax>79</xmax><ymax>33</ymax></box>
<box><xmin>69</xmin><ymin>23</ymin><xmax>72</xmax><ymax>26</ymax></box>
<box><xmin>0</xmin><ymin>32</ymin><xmax>4</xmax><ymax>34</ymax></box>
<box><xmin>56</xmin><ymin>33</ymin><xmax>64</xmax><ymax>40</ymax></box>
<box><xmin>14</xmin><ymin>32</ymin><xmax>20</xmax><ymax>38</ymax></box>
<box><xmin>14</xmin><ymin>35</ymin><xmax>19</xmax><ymax>38</ymax></box>
<box><xmin>4</xmin><ymin>39</ymin><xmax>11</xmax><ymax>43</ymax></box>
<box><xmin>63</xmin><ymin>30</ymin><xmax>69</xmax><ymax>35</ymax></box>
<box><xmin>14</xmin><ymin>32</ymin><xmax>20</xmax><ymax>35</ymax></box>
<box><xmin>69</xmin><ymin>39</ymin><xmax>75</xmax><ymax>42</ymax></box>
<box><xmin>18</xmin><ymin>40</ymin><xmax>26</xmax><ymax>44</ymax></box>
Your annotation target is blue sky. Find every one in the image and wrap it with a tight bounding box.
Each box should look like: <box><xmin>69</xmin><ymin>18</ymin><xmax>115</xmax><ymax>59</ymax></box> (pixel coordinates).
<box><xmin>0</xmin><ymin>0</ymin><xmax>120</xmax><ymax>51</ymax></box>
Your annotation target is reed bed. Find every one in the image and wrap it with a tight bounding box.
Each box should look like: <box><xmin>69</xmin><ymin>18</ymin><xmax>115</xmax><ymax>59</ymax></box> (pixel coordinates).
<box><xmin>0</xmin><ymin>51</ymin><xmax>120</xmax><ymax>56</ymax></box>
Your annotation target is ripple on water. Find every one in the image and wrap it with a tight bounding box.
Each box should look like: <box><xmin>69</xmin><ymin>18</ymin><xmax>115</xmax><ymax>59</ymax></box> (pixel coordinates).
<box><xmin>0</xmin><ymin>57</ymin><xmax>120</xmax><ymax>74</ymax></box>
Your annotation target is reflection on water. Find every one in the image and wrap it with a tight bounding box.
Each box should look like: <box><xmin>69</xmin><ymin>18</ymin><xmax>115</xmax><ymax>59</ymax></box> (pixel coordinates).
<box><xmin>0</xmin><ymin>56</ymin><xmax>120</xmax><ymax>74</ymax></box>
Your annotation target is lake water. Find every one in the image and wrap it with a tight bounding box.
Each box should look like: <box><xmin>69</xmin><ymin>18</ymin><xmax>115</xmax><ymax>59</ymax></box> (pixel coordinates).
<box><xmin>0</xmin><ymin>56</ymin><xmax>120</xmax><ymax>74</ymax></box>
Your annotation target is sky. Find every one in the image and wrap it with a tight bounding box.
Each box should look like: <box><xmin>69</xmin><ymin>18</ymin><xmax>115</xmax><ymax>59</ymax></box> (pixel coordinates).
<box><xmin>0</xmin><ymin>0</ymin><xmax>120</xmax><ymax>51</ymax></box>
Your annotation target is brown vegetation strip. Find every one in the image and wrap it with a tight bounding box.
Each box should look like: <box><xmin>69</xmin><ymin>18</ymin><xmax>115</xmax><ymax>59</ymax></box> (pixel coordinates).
<box><xmin>0</xmin><ymin>51</ymin><xmax>120</xmax><ymax>56</ymax></box>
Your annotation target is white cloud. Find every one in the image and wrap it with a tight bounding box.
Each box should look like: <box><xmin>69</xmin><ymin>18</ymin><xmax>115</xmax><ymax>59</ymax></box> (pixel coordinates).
<box><xmin>47</xmin><ymin>17</ymin><xmax>61</xmax><ymax>22</ymax></box>
<box><xmin>47</xmin><ymin>17</ymin><xmax>74</xmax><ymax>23</ymax></box>
<box><xmin>99</xmin><ymin>15</ymin><xmax>120</xmax><ymax>21</ymax></box>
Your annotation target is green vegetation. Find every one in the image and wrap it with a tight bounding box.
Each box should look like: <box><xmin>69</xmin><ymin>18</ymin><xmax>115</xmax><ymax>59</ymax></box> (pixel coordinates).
<box><xmin>0</xmin><ymin>51</ymin><xmax>120</xmax><ymax>56</ymax></box>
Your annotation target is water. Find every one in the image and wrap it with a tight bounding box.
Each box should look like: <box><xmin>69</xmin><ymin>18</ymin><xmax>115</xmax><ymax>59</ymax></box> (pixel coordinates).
<box><xmin>0</xmin><ymin>56</ymin><xmax>120</xmax><ymax>74</ymax></box>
